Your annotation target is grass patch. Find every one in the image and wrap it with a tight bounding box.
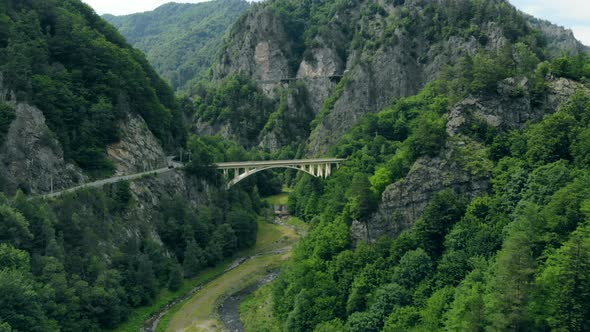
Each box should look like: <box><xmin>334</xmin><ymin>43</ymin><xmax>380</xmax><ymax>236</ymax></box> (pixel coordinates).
<box><xmin>243</xmin><ymin>219</ymin><xmax>297</xmax><ymax>255</ymax></box>
<box><xmin>284</xmin><ymin>216</ymin><xmax>308</xmax><ymax>235</ymax></box>
<box><xmin>240</xmin><ymin>283</ymin><xmax>282</xmax><ymax>332</ymax></box>
<box><xmin>263</xmin><ymin>192</ymin><xmax>290</xmax><ymax>205</ymax></box>
<box><xmin>164</xmin><ymin>254</ymin><xmax>285</xmax><ymax>332</ymax></box>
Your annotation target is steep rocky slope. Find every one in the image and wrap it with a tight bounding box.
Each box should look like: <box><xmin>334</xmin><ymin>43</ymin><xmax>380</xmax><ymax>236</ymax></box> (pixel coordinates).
<box><xmin>104</xmin><ymin>0</ymin><xmax>250</xmax><ymax>92</ymax></box>
<box><xmin>200</xmin><ymin>0</ymin><xmax>586</xmax><ymax>154</ymax></box>
<box><xmin>0</xmin><ymin>91</ymin><xmax>85</xmax><ymax>194</ymax></box>
<box><xmin>0</xmin><ymin>0</ymin><xmax>183</xmax><ymax>193</ymax></box>
<box><xmin>525</xmin><ymin>15</ymin><xmax>589</xmax><ymax>57</ymax></box>
<box><xmin>354</xmin><ymin>77</ymin><xmax>589</xmax><ymax>242</ymax></box>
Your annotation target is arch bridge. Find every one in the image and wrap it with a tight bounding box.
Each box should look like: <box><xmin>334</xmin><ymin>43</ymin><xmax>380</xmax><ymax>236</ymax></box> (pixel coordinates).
<box><xmin>215</xmin><ymin>158</ymin><xmax>345</xmax><ymax>188</ymax></box>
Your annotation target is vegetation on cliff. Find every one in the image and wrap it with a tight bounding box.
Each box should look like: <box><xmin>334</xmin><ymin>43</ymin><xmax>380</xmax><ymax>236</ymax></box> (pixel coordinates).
<box><xmin>272</xmin><ymin>49</ymin><xmax>590</xmax><ymax>332</ymax></box>
<box><xmin>0</xmin><ymin>0</ymin><xmax>183</xmax><ymax>175</ymax></box>
<box><xmin>103</xmin><ymin>0</ymin><xmax>249</xmax><ymax>92</ymax></box>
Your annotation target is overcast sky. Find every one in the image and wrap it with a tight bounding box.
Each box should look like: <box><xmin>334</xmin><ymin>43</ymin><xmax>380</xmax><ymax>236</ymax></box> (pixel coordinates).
<box><xmin>83</xmin><ymin>0</ymin><xmax>590</xmax><ymax>45</ymax></box>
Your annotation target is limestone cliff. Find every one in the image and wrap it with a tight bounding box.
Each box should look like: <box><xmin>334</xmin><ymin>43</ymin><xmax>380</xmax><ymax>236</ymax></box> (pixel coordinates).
<box><xmin>0</xmin><ymin>73</ymin><xmax>169</xmax><ymax>194</ymax></box>
<box><xmin>525</xmin><ymin>15</ymin><xmax>589</xmax><ymax>57</ymax></box>
<box><xmin>0</xmin><ymin>75</ymin><xmax>84</xmax><ymax>194</ymax></box>
<box><xmin>0</xmin><ymin>101</ymin><xmax>85</xmax><ymax>194</ymax></box>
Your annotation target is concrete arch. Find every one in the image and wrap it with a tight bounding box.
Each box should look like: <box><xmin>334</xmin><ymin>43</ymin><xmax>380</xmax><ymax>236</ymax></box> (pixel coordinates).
<box><xmin>228</xmin><ymin>165</ymin><xmax>317</xmax><ymax>188</ymax></box>
<box><xmin>215</xmin><ymin>158</ymin><xmax>345</xmax><ymax>189</ymax></box>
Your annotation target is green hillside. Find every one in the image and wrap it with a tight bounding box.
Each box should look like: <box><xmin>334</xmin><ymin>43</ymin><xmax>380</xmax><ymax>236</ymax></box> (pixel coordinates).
<box><xmin>0</xmin><ymin>0</ymin><xmax>182</xmax><ymax>175</ymax></box>
<box><xmin>104</xmin><ymin>0</ymin><xmax>250</xmax><ymax>92</ymax></box>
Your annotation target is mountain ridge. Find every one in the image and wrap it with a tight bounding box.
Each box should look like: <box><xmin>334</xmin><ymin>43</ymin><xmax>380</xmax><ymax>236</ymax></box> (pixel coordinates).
<box><xmin>103</xmin><ymin>0</ymin><xmax>250</xmax><ymax>92</ymax></box>
<box><xmin>194</xmin><ymin>0</ymin><xmax>587</xmax><ymax>155</ymax></box>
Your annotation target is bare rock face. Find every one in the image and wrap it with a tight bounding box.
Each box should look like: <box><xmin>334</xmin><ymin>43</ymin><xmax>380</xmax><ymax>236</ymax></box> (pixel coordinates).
<box><xmin>447</xmin><ymin>77</ymin><xmax>588</xmax><ymax>136</ymax></box>
<box><xmin>216</xmin><ymin>6</ymin><xmax>292</xmax><ymax>94</ymax></box>
<box><xmin>352</xmin><ymin>139</ymin><xmax>492</xmax><ymax>243</ymax></box>
<box><xmin>297</xmin><ymin>48</ymin><xmax>342</xmax><ymax>78</ymax></box>
<box><xmin>0</xmin><ymin>73</ymin><xmax>168</xmax><ymax>194</ymax></box>
<box><xmin>0</xmin><ymin>102</ymin><xmax>84</xmax><ymax>194</ymax></box>
<box><xmin>207</xmin><ymin>0</ymin><xmax>588</xmax><ymax>154</ymax></box>
<box><xmin>526</xmin><ymin>16</ymin><xmax>588</xmax><ymax>57</ymax></box>
<box><xmin>307</xmin><ymin>40</ymin><xmax>423</xmax><ymax>155</ymax></box>
<box><xmin>107</xmin><ymin>112</ymin><xmax>167</xmax><ymax>176</ymax></box>
<box><xmin>304</xmin><ymin>20</ymin><xmax>513</xmax><ymax>155</ymax></box>
<box><xmin>296</xmin><ymin>46</ymin><xmax>343</xmax><ymax>115</ymax></box>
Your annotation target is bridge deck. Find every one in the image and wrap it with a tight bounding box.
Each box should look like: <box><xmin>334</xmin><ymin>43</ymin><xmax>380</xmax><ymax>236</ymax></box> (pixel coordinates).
<box><xmin>214</xmin><ymin>158</ymin><xmax>345</xmax><ymax>169</ymax></box>
<box><xmin>41</xmin><ymin>158</ymin><xmax>345</xmax><ymax>198</ymax></box>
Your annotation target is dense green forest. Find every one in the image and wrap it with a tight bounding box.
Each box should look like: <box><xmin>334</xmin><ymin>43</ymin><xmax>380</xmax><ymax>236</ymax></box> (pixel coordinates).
<box><xmin>0</xmin><ymin>0</ymin><xmax>184</xmax><ymax>176</ymax></box>
<box><xmin>2</xmin><ymin>0</ymin><xmax>590</xmax><ymax>331</ymax></box>
<box><xmin>273</xmin><ymin>36</ymin><xmax>590</xmax><ymax>332</ymax></box>
<box><xmin>0</xmin><ymin>1</ymin><xmax>266</xmax><ymax>331</ymax></box>
<box><xmin>104</xmin><ymin>0</ymin><xmax>249</xmax><ymax>92</ymax></box>
<box><xmin>0</xmin><ymin>175</ymin><xmax>261</xmax><ymax>331</ymax></box>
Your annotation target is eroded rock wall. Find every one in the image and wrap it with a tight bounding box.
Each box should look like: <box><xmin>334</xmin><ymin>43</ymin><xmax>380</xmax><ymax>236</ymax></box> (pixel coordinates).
<box><xmin>107</xmin><ymin>112</ymin><xmax>168</xmax><ymax>176</ymax></box>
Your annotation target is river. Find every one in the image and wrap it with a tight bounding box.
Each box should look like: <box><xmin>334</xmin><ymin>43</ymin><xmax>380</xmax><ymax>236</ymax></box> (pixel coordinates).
<box><xmin>154</xmin><ymin>202</ymin><xmax>301</xmax><ymax>332</ymax></box>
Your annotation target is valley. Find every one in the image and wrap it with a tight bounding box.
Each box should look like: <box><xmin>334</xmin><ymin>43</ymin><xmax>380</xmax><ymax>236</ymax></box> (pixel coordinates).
<box><xmin>1</xmin><ymin>0</ymin><xmax>590</xmax><ymax>331</ymax></box>
<box><xmin>160</xmin><ymin>194</ymin><xmax>303</xmax><ymax>332</ymax></box>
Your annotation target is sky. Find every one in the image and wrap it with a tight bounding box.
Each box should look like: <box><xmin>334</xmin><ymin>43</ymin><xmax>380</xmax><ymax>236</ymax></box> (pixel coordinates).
<box><xmin>83</xmin><ymin>0</ymin><xmax>590</xmax><ymax>45</ymax></box>
<box><xmin>509</xmin><ymin>0</ymin><xmax>590</xmax><ymax>45</ymax></box>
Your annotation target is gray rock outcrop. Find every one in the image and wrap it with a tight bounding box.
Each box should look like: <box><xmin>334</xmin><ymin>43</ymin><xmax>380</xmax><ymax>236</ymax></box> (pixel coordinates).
<box><xmin>0</xmin><ymin>101</ymin><xmax>85</xmax><ymax>194</ymax></box>
<box><xmin>0</xmin><ymin>72</ymin><xmax>171</xmax><ymax>194</ymax></box>
<box><xmin>107</xmin><ymin>112</ymin><xmax>168</xmax><ymax>176</ymax></box>
<box><xmin>352</xmin><ymin>77</ymin><xmax>588</xmax><ymax>243</ymax></box>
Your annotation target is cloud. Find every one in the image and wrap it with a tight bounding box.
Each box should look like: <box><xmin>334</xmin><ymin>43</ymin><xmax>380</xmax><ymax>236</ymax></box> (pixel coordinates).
<box><xmin>572</xmin><ymin>26</ymin><xmax>590</xmax><ymax>46</ymax></box>
<box><xmin>82</xmin><ymin>0</ymin><xmax>209</xmax><ymax>15</ymax></box>
<box><xmin>510</xmin><ymin>0</ymin><xmax>590</xmax><ymax>45</ymax></box>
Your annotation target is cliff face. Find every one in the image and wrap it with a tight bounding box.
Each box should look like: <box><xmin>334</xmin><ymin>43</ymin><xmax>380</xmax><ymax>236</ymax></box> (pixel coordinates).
<box><xmin>107</xmin><ymin>113</ymin><xmax>168</xmax><ymax>176</ymax></box>
<box><xmin>0</xmin><ymin>75</ymin><xmax>83</xmax><ymax>194</ymax></box>
<box><xmin>0</xmin><ymin>73</ymin><xmax>170</xmax><ymax>194</ymax></box>
<box><xmin>352</xmin><ymin>77</ymin><xmax>589</xmax><ymax>242</ymax></box>
<box><xmin>199</xmin><ymin>0</ymin><xmax>587</xmax><ymax>154</ymax></box>
<box><xmin>0</xmin><ymin>100</ymin><xmax>85</xmax><ymax>194</ymax></box>
<box><xmin>525</xmin><ymin>15</ymin><xmax>589</xmax><ymax>57</ymax></box>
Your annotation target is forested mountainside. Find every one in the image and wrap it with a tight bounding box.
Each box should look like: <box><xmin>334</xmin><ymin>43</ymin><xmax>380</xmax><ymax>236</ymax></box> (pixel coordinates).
<box><xmin>0</xmin><ymin>172</ymin><xmax>261</xmax><ymax>331</ymax></box>
<box><xmin>0</xmin><ymin>1</ymin><xmax>266</xmax><ymax>331</ymax></box>
<box><xmin>1</xmin><ymin>0</ymin><xmax>590</xmax><ymax>331</ymax></box>
<box><xmin>175</xmin><ymin>0</ymin><xmax>590</xmax><ymax>330</ymax></box>
<box><xmin>104</xmin><ymin>0</ymin><xmax>250</xmax><ymax>92</ymax></box>
<box><xmin>0</xmin><ymin>0</ymin><xmax>186</xmax><ymax>190</ymax></box>
<box><xmin>189</xmin><ymin>0</ymin><xmax>587</xmax><ymax>154</ymax></box>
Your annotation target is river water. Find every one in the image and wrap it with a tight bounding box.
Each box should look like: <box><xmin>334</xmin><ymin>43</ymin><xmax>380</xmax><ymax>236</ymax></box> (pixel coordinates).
<box><xmin>143</xmin><ymin>204</ymin><xmax>292</xmax><ymax>332</ymax></box>
<box><xmin>218</xmin><ymin>271</ymin><xmax>279</xmax><ymax>332</ymax></box>
<box><xmin>218</xmin><ymin>204</ymin><xmax>290</xmax><ymax>332</ymax></box>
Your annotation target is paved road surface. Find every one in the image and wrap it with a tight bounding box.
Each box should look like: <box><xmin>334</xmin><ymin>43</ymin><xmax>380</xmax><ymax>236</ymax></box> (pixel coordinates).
<box><xmin>43</xmin><ymin>163</ymin><xmax>182</xmax><ymax>199</ymax></box>
<box><xmin>42</xmin><ymin>158</ymin><xmax>344</xmax><ymax>199</ymax></box>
